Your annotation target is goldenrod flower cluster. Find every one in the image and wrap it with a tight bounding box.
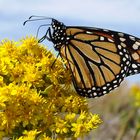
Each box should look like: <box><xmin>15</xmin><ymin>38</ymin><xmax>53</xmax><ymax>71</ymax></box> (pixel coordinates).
<box><xmin>0</xmin><ymin>37</ymin><xmax>102</xmax><ymax>140</ymax></box>
<box><xmin>131</xmin><ymin>85</ymin><xmax>140</xmax><ymax>107</ymax></box>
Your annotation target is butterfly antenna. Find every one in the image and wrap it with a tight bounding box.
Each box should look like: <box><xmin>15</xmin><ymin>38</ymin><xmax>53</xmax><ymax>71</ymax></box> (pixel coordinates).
<box><xmin>23</xmin><ymin>17</ymin><xmax>54</xmax><ymax>26</ymax></box>
<box><xmin>29</xmin><ymin>15</ymin><xmax>51</xmax><ymax>19</ymax></box>
<box><xmin>51</xmin><ymin>53</ymin><xmax>60</xmax><ymax>68</ymax></box>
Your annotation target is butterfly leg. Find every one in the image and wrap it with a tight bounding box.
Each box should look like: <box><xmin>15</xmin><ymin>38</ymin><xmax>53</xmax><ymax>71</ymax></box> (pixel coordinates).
<box><xmin>38</xmin><ymin>27</ymin><xmax>52</xmax><ymax>43</ymax></box>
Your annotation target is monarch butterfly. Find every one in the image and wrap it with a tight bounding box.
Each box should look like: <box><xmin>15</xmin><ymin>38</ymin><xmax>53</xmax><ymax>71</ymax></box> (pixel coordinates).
<box><xmin>24</xmin><ymin>16</ymin><xmax>140</xmax><ymax>98</ymax></box>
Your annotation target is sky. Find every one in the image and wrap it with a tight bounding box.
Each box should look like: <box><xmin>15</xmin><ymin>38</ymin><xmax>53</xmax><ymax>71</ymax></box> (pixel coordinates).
<box><xmin>0</xmin><ymin>0</ymin><xmax>140</xmax><ymax>83</ymax></box>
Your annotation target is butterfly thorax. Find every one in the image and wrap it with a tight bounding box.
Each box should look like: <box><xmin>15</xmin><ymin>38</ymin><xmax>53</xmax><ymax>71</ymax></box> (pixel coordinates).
<box><xmin>51</xmin><ymin>19</ymin><xmax>69</xmax><ymax>50</ymax></box>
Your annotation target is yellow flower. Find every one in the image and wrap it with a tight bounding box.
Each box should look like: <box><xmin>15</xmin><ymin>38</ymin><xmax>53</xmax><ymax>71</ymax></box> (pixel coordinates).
<box><xmin>17</xmin><ymin>130</ymin><xmax>41</xmax><ymax>140</ymax></box>
<box><xmin>65</xmin><ymin>113</ymin><xmax>76</xmax><ymax>122</ymax></box>
<box><xmin>131</xmin><ymin>85</ymin><xmax>140</xmax><ymax>107</ymax></box>
<box><xmin>71</xmin><ymin>112</ymin><xmax>102</xmax><ymax>138</ymax></box>
<box><xmin>54</xmin><ymin>117</ymin><xmax>69</xmax><ymax>134</ymax></box>
<box><xmin>41</xmin><ymin>136</ymin><xmax>52</xmax><ymax>140</ymax></box>
<box><xmin>62</xmin><ymin>95</ymin><xmax>88</xmax><ymax>113</ymax></box>
<box><xmin>0</xmin><ymin>37</ymin><xmax>102</xmax><ymax>139</ymax></box>
<box><xmin>71</xmin><ymin>123</ymin><xmax>86</xmax><ymax>138</ymax></box>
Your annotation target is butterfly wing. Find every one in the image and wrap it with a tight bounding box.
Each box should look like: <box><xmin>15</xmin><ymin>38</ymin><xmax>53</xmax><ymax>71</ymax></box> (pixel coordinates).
<box><xmin>60</xmin><ymin>27</ymin><xmax>140</xmax><ymax>98</ymax></box>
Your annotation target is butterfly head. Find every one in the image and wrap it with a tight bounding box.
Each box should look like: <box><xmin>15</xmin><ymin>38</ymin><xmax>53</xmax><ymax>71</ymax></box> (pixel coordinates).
<box><xmin>51</xmin><ymin>19</ymin><xmax>64</xmax><ymax>30</ymax></box>
<box><xmin>37</xmin><ymin>19</ymin><xmax>69</xmax><ymax>50</ymax></box>
<box><xmin>49</xmin><ymin>19</ymin><xmax>68</xmax><ymax>50</ymax></box>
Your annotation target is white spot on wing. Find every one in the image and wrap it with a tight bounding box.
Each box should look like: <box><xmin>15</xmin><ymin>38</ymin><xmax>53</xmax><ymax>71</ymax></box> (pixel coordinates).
<box><xmin>118</xmin><ymin>45</ymin><xmax>122</xmax><ymax>49</ymax></box>
<box><xmin>93</xmin><ymin>92</ymin><xmax>97</xmax><ymax>96</ymax></box>
<box><xmin>100</xmin><ymin>36</ymin><xmax>104</xmax><ymax>41</ymax></box>
<box><xmin>121</xmin><ymin>43</ymin><xmax>126</xmax><ymax>47</ymax></box>
<box><xmin>88</xmin><ymin>90</ymin><xmax>92</xmax><ymax>93</ymax></box>
<box><xmin>129</xmin><ymin>36</ymin><xmax>135</xmax><ymax>41</ymax></box>
<box><xmin>118</xmin><ymin>32</ymin><xmax>124</xmax><ymax>37</ymax></box>
<box><xmin>132</xmin><ymin>64</ymin><xmax>137</xmax><ymax>68</ymax></box>
<box><xmin>132</xmin><ymin>44</ymin><xmax>139</xmax><ymax>50</ymax></box>
<box><xmin>103</xmin><ymin>29</ymin><xmax>109</xmax><ymax>32</ymax></box>
<box><xmin>113</xmin><ymin>80</ymin><xmax>117</xmax><ymax>83</ymax></box>
<box><xmin>120</xmin><ymin>37</ymin><xmax>126</xmax><ymax>42</ymax></box>
<box><xmin>135</xmin><ymin>41</ymin><xmax>140</xmax><ymax>46</ymax></box>
<box><xmin>103</xmin><ymin>86</ymin><xmax>107</xmax><ymax>90</ymax></box>
<box><xmin>86</xmin><ymin>31</ymin><xmax>93</xmax><ymax>34</ymax></box>
<box><xmin>123</xmin><ymin>57</ymin><xmax>126</xmax><ymax>61</ymax></box>
<box><xmin>108</xmin><ymin>38</ymin><xmax>114</xmax><ymax>42</ymax></box>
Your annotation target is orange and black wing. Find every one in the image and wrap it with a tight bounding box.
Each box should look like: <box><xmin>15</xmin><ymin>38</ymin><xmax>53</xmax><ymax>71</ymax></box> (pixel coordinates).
<box><xmin>60</xmin><ymin>27</ymin><xmax>140</xmax><ymax>98</ymax></box>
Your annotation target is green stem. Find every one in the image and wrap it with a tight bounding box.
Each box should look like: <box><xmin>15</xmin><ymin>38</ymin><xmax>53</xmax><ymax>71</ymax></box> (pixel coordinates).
<box><xmin>133</xmin><ymin>128</ymin><xmax>140</xmax><ymax>140</ymax></box>
<box><xmin>115</xmin><ymin>109</ymin><xmax>137</xmax><ymax>140</ymax></box>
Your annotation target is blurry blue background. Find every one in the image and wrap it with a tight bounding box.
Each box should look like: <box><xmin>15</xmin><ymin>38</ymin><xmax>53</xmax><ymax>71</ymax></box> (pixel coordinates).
<box><xmin>0</xmin><ymin>0</ymin><xmax>140</xmax><ymax>83</ymax></box>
